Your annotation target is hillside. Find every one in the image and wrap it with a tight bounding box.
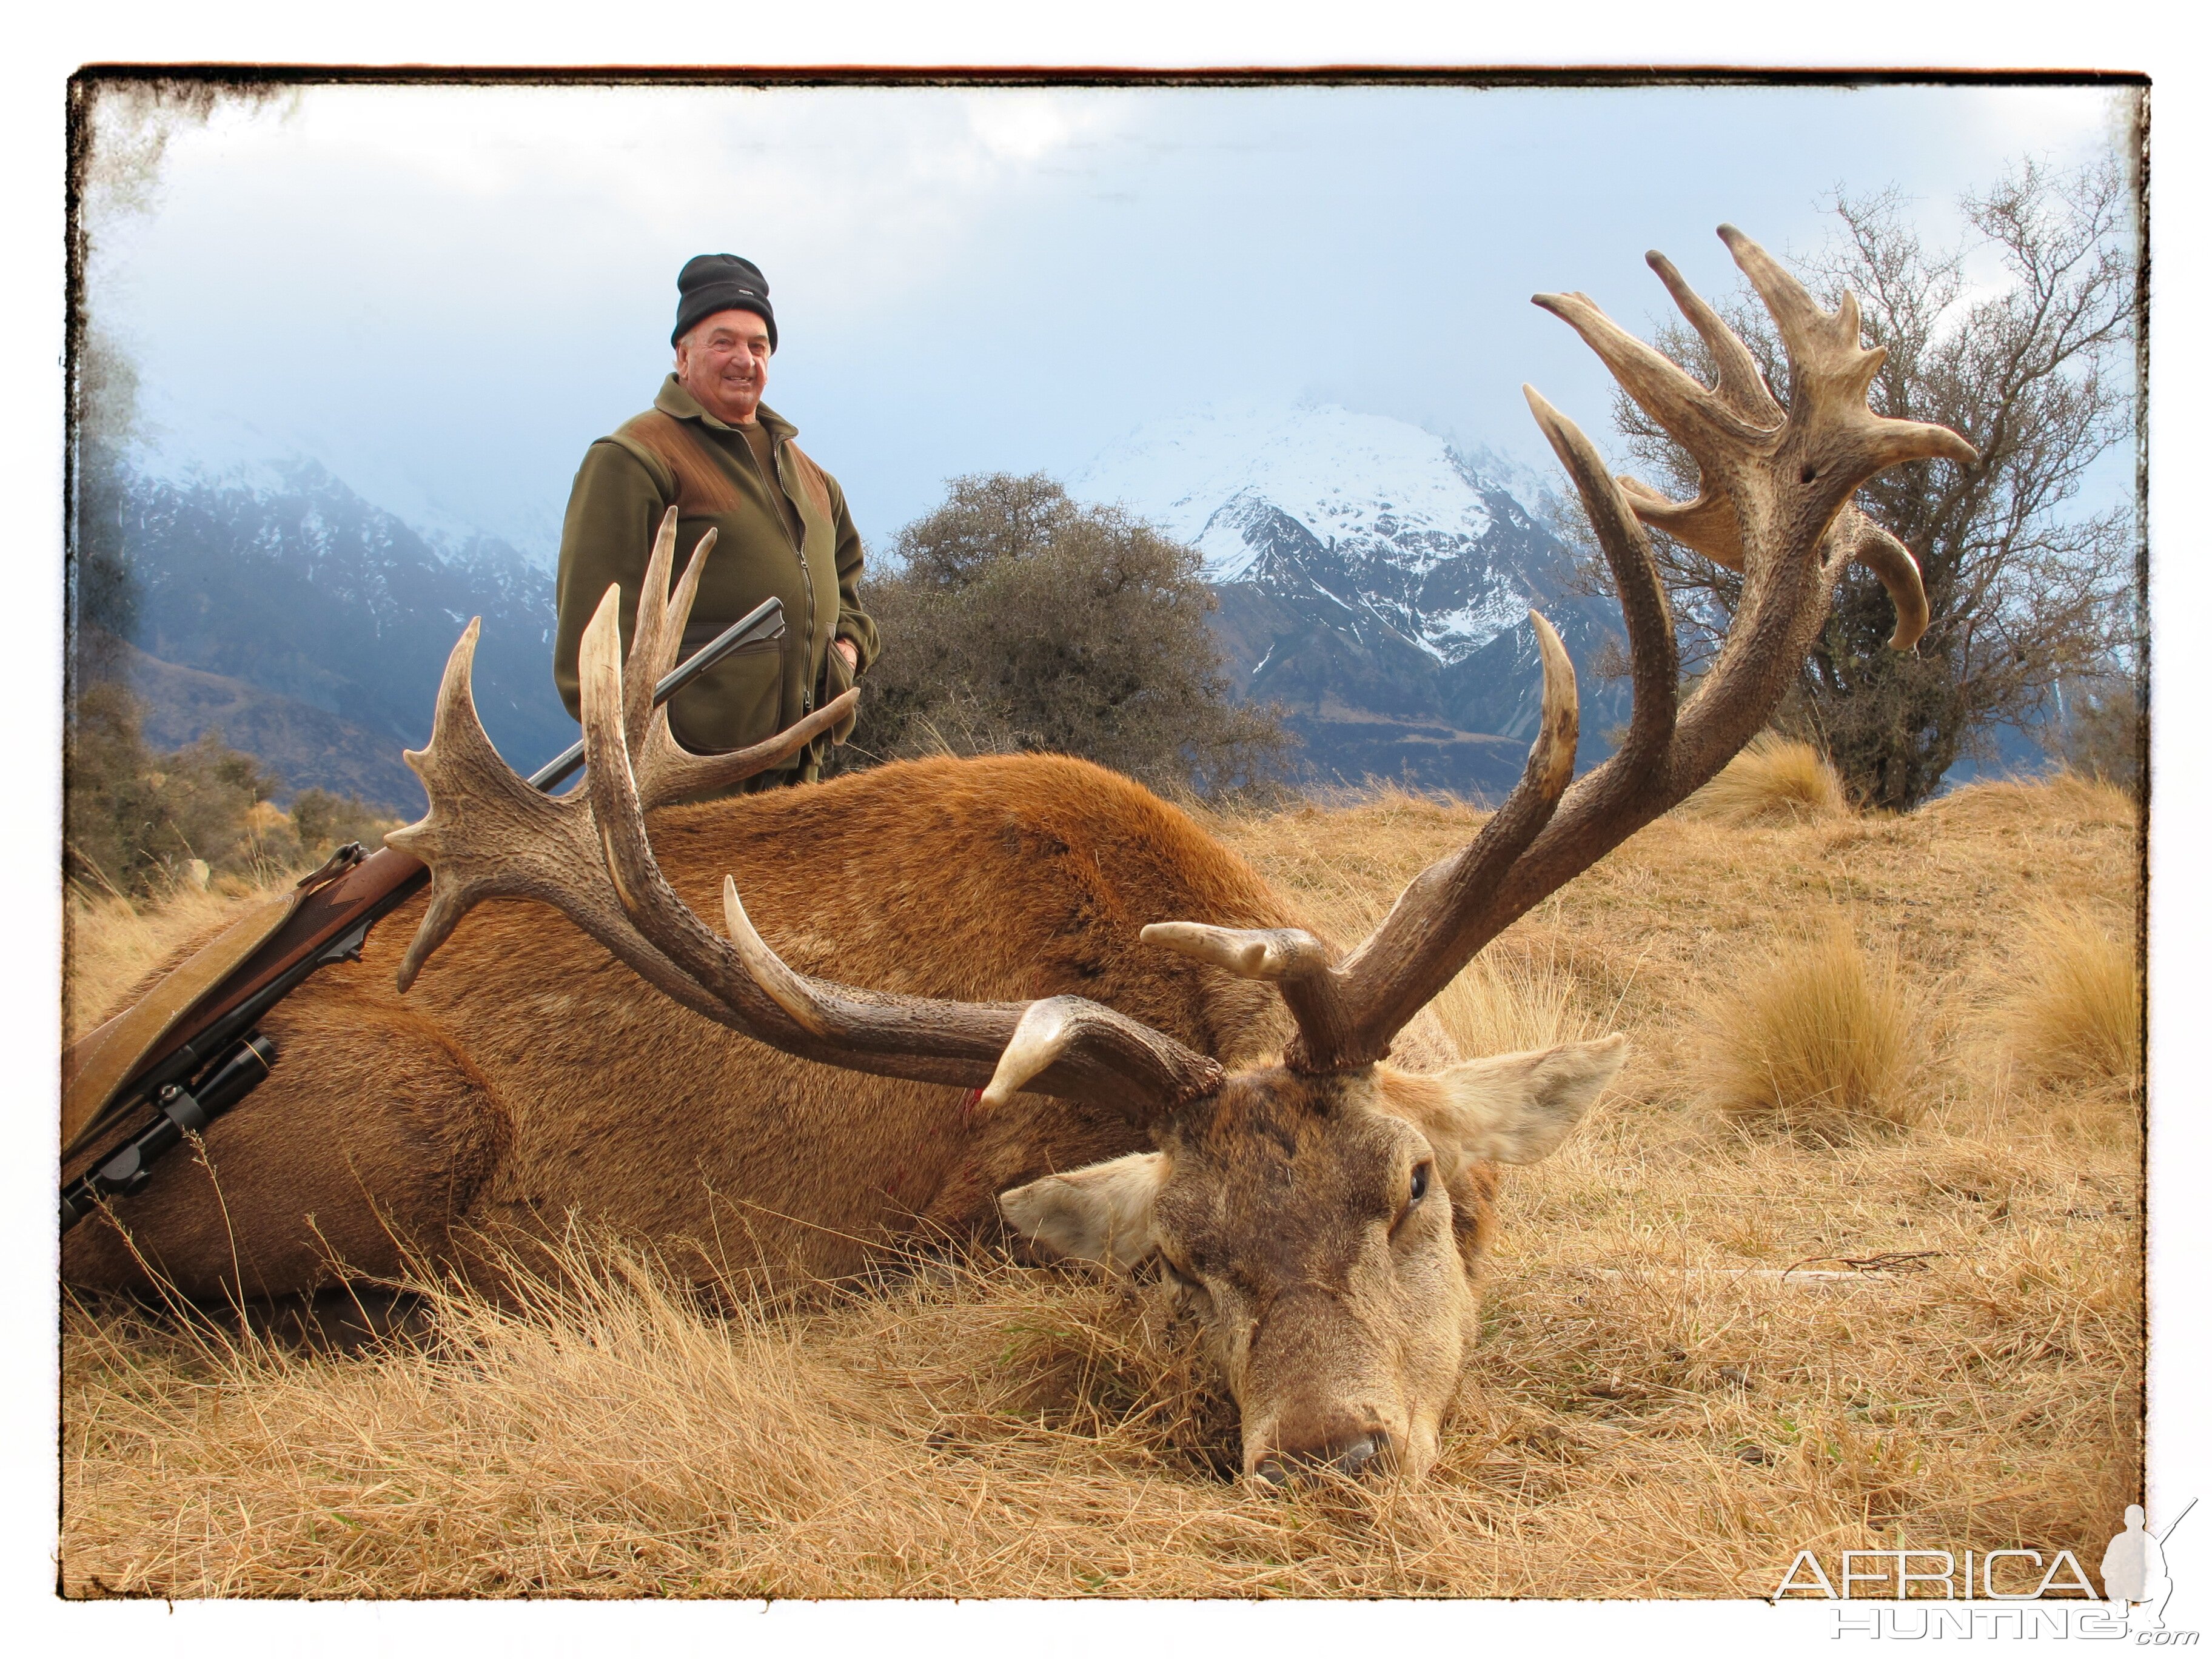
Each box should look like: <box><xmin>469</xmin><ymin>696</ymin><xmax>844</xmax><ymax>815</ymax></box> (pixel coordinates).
<box><xmin>93</xmin><ymin>632</ymin><xmax>428</xmax><ymax>812</ymax></box>
<box><xmin>87</xmin><ymin>460</ymin><xmax>572</xmax><ymax>814</ymax></box>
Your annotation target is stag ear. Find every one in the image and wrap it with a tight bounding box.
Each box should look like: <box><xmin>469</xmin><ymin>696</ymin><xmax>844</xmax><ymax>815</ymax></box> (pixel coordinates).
<box><xmin>998</xmin><ymin>1152</ymin><xmax>1167</xmax><ymax>1272</ymax></box>
<box><xmin>1416</xmin><ymin>1034</ymin><xmax>1627</xmax><ymax>1169</ymax></box>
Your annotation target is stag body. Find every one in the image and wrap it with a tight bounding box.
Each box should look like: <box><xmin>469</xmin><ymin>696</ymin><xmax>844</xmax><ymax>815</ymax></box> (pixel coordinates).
<box><xmin>62</xmin><ymin>757</ymin><xmax>1297</xmax><ymax>1292</ymax></box>
<box><xmin>65</xmin><ymin>229</ymin><xmax>1973</xmax><ymax>1484</ymax></box>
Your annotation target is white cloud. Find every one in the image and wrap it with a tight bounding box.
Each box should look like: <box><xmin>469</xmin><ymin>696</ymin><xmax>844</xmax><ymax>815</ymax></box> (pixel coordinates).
<box><xmin>82</xmin><ymin>80</ymin><xmax>2141</xmax><ymax>561</ymax></box>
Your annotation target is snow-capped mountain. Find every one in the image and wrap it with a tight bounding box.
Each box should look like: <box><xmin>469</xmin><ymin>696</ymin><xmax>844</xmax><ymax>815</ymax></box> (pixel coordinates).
<box><xmin>83</xmin><ymin>457</ymin><xmax>567</xmax><ymax>813</ymax></box>
<box><xmin>1075</xmin><ymin>401</ymin><xmax>1537</xmax><ymax>662</ymax></box>
<box><xmin>128</xmin><ymin>381</ymin><xmax>569</xmax><ymax>569</ymax></box>
<box><xmin>1071</xmin><ymin>401</ymin><xmax>1631</xmax><ymax>795</ymax></box>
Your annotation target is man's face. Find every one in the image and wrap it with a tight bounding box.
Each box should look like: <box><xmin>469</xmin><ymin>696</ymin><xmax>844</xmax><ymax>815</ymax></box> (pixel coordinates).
<box><xmin>675</xmin><ymin>310</ymin><xmax>771</xmax><ymax>425</ymax></box>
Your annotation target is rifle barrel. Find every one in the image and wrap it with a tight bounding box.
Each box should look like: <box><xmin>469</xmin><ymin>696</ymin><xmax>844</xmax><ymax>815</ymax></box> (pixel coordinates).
<box><xmin>528</xmin><ymin>596</ymin><xmax>785</xmax><ymax>790</ymax></box>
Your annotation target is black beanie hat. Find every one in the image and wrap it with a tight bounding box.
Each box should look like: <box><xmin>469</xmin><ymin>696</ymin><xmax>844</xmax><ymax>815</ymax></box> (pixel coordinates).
<box><xmin>672</xmin><ymin>254</ymin><xmax>777</xmax><ymax>351</ymax></box>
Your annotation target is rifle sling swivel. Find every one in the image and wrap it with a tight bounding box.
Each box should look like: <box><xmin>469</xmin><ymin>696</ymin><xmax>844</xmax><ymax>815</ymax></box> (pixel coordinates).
<box><xmin>61</xmin><ymin>1034</ymin><xmax>278</xmax><ymax>1232</ymax></box>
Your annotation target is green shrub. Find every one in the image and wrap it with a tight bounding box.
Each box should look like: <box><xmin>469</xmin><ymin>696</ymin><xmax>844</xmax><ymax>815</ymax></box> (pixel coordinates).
<box><xmin>64</xmin><ymin>682</ymin><xmax>287</xmax><ymax>895</ymax></box>
<box><xmin>836</xmin><ymin>474</ymin><xmax>1290</xmax><ymax>800</ymax></box>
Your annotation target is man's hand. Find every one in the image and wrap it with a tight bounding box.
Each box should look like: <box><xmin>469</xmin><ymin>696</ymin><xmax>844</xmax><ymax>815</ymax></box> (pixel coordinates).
<box><xmin>835</xmin><ymin>638</ymin><xmax>859</xmax><ymax>672</ymax></box>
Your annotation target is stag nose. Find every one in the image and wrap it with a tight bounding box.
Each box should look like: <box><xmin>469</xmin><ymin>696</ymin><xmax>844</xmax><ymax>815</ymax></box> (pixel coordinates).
<box><xmin>1253</xmin><ymin>1429</ymin><xmax>1392</xmax><ymax>1487</ymax></box>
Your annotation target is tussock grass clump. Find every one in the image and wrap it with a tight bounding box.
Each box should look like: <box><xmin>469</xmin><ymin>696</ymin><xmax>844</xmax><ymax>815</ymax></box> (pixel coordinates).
<box><xmin>1683</xmin><ymin>734</ymin><xmax>1846</xmax><ymax>825</ymax></box>
<box><xmin>1432</xmin><ymin>950</ymin><xmax>1592</xmax><ymax>1061</ymax></box>
<box><xmin>1698</xmin><ymin>922</ymin><xmax>1920</xmax><ymax>1141</ymax></box>
<box><xmin>1996</xmin><ymin>905</ymin><xmax>2142</xmax><ymax>1092</ymax></box>
<box><xmin>1927</xmin><ymin>771</ymin><xmax>2137</xmax><ymax>835</ymax></box>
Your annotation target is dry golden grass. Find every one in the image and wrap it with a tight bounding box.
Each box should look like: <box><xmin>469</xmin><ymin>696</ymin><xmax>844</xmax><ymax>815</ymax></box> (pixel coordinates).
<box><xmin>1696</xmin><ymin>922</ymin><xmax>1922</xmax><ymax>1142</ymax></box>
<box><xmin>64</xmin><ymin>871</ymin><xmax>300</xmax><ymax>1047</ymax></box>
<box><xmin>59</xmin><ymin>773</ymin><xmax>2145</xmax><ymax>1600</ymax></box>
<box><xmin>1993</xmin><ymin>905</ymin><xmax>2143</xmax><ymax>1093</ymax></box>
<box><xmin>1682</xmin><ymin>733</ymin><xmax>1846</xmax><ymax>824</ymax></box>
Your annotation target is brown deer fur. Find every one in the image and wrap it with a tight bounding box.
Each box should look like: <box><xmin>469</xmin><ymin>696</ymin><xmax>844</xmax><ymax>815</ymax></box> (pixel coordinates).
<box><xmin>62</xmin><ymin>755</ymin><xmax>1310</xmax><ymax>1300</ymax></box>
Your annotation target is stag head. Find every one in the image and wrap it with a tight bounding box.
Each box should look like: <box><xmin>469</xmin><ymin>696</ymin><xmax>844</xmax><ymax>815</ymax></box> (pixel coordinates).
<box><xmin>392</xmin><ymin>227</ymin><xmax>1973</xmax><ymax>1484</ymax></box>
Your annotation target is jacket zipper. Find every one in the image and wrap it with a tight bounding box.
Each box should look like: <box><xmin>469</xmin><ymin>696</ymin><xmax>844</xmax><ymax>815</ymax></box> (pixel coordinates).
<box><xmin>736</xmin><ymin>427</ymin><xmax>817</xmax><ymax>715</ymax></box>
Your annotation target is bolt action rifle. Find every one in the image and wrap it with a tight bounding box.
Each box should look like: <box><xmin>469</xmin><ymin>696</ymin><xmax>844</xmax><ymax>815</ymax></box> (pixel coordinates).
<box><xmin>60</xmin><ymin>591</ymin><xmax>796</xmax><ymax>1232</ymax></box>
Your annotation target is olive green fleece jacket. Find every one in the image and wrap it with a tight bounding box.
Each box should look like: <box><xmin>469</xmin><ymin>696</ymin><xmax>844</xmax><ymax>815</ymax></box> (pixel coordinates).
<box><xmin>553</xmin><ymin>376</ymin><xmax>879</xmax><ymax>784</ymax></box>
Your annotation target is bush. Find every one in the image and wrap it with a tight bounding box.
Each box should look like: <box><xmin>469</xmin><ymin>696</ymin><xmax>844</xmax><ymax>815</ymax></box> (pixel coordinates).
<box><xmin>1430</xmin><ymin>951</ymin><xmax>1593</xmax><ymax>1063</ymax></box>
<box><xmin>2047</xmin><ymin>675</ymin><xmax>2143</xmax><ymax>794</ymax></box>
<box><xmin>287</xmin><ymin>788</ymin><xmax>396</xmax><ymax>859</ymax></box>
<box><xmin>1698</xmin><ymin>921</ymin><xmax>1920</xmax><ymax>1142</ymax></box>
<box><xmin>65</xmin><ymin>682</ymin><xmax>288</xmax><ymax>896</ymax></box>
<box><xmin>1681</xmin><ymin>733</ymin><xmax>1846</xmax><ymax>824</ymax></box>
<box><xmin>838</xmin><ymin>474</ymin><xmax>1290</xmax><ymax>799</ymax></box>
<box><xmin>1996</xmin><ymin>906</ymin><xmax>2141</xmax><ymax>1093</ymax></box>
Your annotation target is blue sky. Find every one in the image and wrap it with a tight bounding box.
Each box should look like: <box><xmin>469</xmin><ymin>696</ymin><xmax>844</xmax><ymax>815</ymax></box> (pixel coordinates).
<box><xmin>87</xmin><ymin>78</ymin><xmax>2134</xmax><ymax>563</ymax></box>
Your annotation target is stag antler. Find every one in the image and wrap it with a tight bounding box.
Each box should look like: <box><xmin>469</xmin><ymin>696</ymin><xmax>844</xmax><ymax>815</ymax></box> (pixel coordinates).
<box><xmin>563</xmin><ymin>585</ymin><xmax>1225</xmax><ymax>1119</ymax></box>
<box><xmin>395</xmin><ymin>226</ymin><xmax>1974</xmax><ymax>1119</ymax></box>
<box><xmin>387</xmin><ymin>507</ymin><xmax>853</xmax><ymax>1000</ymax></box>
<box><xmin>391</xmin><ymin>514</ymin><xmax>1224</xmax><ymax>1124</ymax></box>
<box><xmin>1144</xmin><ymin>225</ymin><xmax>1976</xmax><ymax>1071</ymax></box>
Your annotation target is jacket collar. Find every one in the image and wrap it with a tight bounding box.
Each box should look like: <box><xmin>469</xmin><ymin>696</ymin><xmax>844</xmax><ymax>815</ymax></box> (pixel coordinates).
<box><xmin>655</xmin><ymin>374</ymin><xmax>796</xmax><ymax>442</ymax></box>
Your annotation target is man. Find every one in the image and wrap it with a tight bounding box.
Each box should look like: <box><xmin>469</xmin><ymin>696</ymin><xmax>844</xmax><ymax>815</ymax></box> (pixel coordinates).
<box><xmin>554</xmin><ymin>253</ymin><xmax>877</xmax><ymax>793</ymax></box>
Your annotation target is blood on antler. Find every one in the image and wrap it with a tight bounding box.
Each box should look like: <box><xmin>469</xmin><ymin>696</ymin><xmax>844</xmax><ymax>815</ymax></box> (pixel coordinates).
<box><xmin>394</xmin><ymin>227</ymin><xmax>1974</xmax><ymax>1109</ymax></box>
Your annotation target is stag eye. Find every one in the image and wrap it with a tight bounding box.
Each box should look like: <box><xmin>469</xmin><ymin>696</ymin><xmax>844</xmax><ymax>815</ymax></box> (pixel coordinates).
<box><xmin>1389</xmin><ymin>1162</ymin><xmax>1433</xmax><ymax>1238</ymax></box>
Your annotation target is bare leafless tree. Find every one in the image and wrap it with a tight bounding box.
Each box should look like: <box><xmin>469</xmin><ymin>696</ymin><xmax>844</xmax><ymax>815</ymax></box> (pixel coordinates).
<box><xmin>1592</xmin><ymin>156</ymin><xmax>2139</xmax><ymax>810</ymax></box>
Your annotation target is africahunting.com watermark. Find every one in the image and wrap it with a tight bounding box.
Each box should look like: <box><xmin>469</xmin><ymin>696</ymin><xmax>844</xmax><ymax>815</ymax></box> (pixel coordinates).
<box><xmin>1774</xmin><ymin>1502</ymin><xmax>2197</xmax><ymax>1641</ymax></box>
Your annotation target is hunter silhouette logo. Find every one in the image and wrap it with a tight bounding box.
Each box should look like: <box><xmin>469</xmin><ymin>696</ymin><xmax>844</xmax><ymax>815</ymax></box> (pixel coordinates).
<box><xmin>2105</xmin><ymin>1501</ymin><xmax>2194</xmax><ymax>1635</ymax></box>
<box><xmin>1775</xmin><ymin>1501</ymin><xmax>2197</xmax><ymax>1643</ymax></box>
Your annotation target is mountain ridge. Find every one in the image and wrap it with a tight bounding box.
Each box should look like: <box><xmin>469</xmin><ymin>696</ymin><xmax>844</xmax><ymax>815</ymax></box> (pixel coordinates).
<box><xmin>87</xmin><ymin>459</ymin><xmax>572</xmax><ymax>814</ymax></box>
<box><xmin>1072</xmin><ymin>401</ymin><xmax>1631</xmax><ymax>796</ymax></box>
<box><xmin>90</xmin><ymin>403</ymin><xmax>1625</xmax><ymax>812</ymax></box>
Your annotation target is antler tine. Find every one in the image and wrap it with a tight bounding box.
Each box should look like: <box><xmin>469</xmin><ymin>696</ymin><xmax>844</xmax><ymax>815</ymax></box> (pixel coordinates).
<box><xmin>385</xmin><ymin>620</ymin><xmax>746</xmax><ymax>1030</ymax></box>
<box><xmin>1525</xmin><ymin>389</ymin><xmax>1678</xmax><ymax>782</ymax></box>
<box><xmin>1828</xmin><ymin>506</ymin><xmax>1930</xmax><ymax>652</ymax></box>
<box><xmin>1140</xmin><ymin>923</ymin><xmax>1336</xmax><ymax>983</ymax></box>
<box><xmin>726</xmin><ymin>876</ymin><xmax>1198</xmax><ymax>1116</ymax></box>
<box><xmin>632</xmin><ymin>689</ymin><xmax>859</xmax><ymax>813</ymax></box>
<box><xmin>618</xmin><ymin>510</ymin><xmax>728</xmax><ymax>751</ymax></box>
<box><xmin>575</xmin><ymin>589</ymin><xmax>1223</xmax><ymax>1123</ymax></box>
<box><xmin>1618</xmin><ymin>474</ymin><xmax>1744</xmax><ymax>571</ymax></box>
<box><xmin>1604</xmin><ymin>249</ymin><xmax>1781</xmax><ymax>574</ymax></box>
<box><xmin>597</xmin><ymin>517</ymin><xmax>847</xmax><ymax>809</ymax></box>
<box><xmin>1715</xmin><ymin>225</ymin><xmax>1979</xmax><ymax>483</ymax></box>
<box><xmin>1531</xmin><ymin>290</ymin><xmax>1775</xmax><ymax>480</ymax></box>
<box><xmin>622</xmin><ymin>508</ymin><xmax>685</xmax><ymax>747</ymax></box>
<box><xmin>1645</xmin><ymin>249</ymin><xmax>1783</xmax><ymax>429</ymax></box>
<box><xmin>1190</xmin><ymin>227</ymin><xmax>1973</xmax><ymax>1073</ymax></box>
